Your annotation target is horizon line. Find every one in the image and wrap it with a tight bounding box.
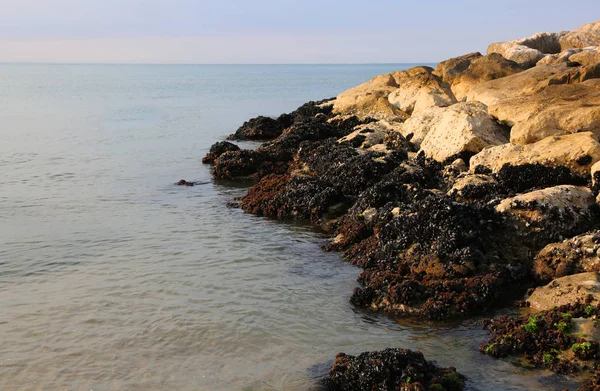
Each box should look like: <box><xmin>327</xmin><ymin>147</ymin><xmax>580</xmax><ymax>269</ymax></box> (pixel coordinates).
<box><xmin>0</xmin><ymin>61</ymin><xmax>439</xmax><ymax>66</ymax></box>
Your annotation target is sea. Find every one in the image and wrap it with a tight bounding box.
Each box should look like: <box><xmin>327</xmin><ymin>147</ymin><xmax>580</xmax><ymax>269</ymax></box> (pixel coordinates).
<box><xmin>0</xmin><ymin>64</ymin><xmax>579</xmax><ymax>390</ymax></box>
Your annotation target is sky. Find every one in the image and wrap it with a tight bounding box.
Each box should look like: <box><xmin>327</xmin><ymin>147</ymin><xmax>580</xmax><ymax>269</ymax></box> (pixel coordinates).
<box><xmin>0</xmin><ymin>0</ymin><xmax>599</xmax><ymax>64</ymax></box>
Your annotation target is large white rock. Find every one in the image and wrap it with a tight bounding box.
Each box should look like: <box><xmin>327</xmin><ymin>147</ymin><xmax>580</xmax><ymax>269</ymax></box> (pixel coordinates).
<box><xmin>387</xmin><ymin>70</ymin><xmax>456</xmax><ymax>115</ymax></box>
<box><xmin>416</xmin><ymin>102</ymin><xmax>509</xmax><ymax>162</ymax></box>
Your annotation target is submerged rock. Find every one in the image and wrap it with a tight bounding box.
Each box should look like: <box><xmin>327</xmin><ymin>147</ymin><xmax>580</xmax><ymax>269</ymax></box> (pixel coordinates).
<box><xmin>176</xmin><ymin>179</ymin><xmax>194</xmax><ymax>186</ymax></box>
<box><xmin>326</xmin><ymin>348</ymin><xmax>465</xmax><ymax>391</ymax></box>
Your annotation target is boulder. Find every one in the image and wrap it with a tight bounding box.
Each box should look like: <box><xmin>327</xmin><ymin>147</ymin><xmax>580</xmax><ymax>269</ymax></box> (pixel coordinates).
<box><xmin>417</xmin><ymin>102</ymin><xmax>509</xmax><ymax>162</ymax></box>
<box><xmin>534</xmin><ymin>231</ymin><xmax>600</xmax><ymax>283</ymax></box>
<box><xmin>464</xmin><ymin>63</ymin><xmax>600</xmax><ymax>145</ymax></box>
<box><xmin>527</xmin><ymin>272</ymin><xmax>600</xmax><ymax>311</ymax></box>
<box><xmin>487</xmin><ymin>31</ymin><xmax>567</xmax><ymax>67</ymax></box>
<box><xmin>447</xmin><ymin>174</ymin><xmax>497</xmax><ymax>200</ymax></box>
<box><xmin>560</xmin><ymin>20</ymin><xmax>600</xmax><ymax>50</ymax></box>
<box><xmin>536</xmin><ymin>48</ymin><xmax>583</xmax><ymax>65</ymax></box>
<box><xmin>333</xmin><ymin>72</ymin><xmax>409</xmax><ymax>121</ymax></box>
<box><xmin>327</xmin><ymin>349</ymin><xmax>465</xmax><ymax>391</ymax></box>
<box><xmin>507</xmin><ymin>79</ymin><xmax>600</xmax><ymax>145</ymax></box>
<box><xmin>202</xmin><ymin>141</ymin><xmax>240</xmax><ymax>164</ymax></box>
<box><xmin>451</xmin><ymin>53</ymin><xmax>526</xmax><ymax>100</ymax></box>
<box><xmin>395</xmin><ymin>107</ymin><xmax>443</xmax><ymax>147</ymax></box>
<box><xmin>495</xmin><ymin>185</ymin><xmax>596</xmax><ymax>243</ymax></box>
<box><xmin>470</xmin><ymin>132</ymin><xmax>600</xmax><ymax>177</ymax></box>
<box><xmin>337</xmin><ymin>126</ymin><xmax>385</xmax><ymax>149</ymax></box>
<box><xmin>569</xmin><ymin>46</ymin><xmax>600</xmax><ymax>66</ymax></box>
<box><xmin>433</xmin><ymin>52</ymin><xmax>483</xmax><ymax>84</ymax></box>
<box><xmin>387</xmin><ymin>69</ymin><xmax>457</xmax><ymax>115</ymax></box>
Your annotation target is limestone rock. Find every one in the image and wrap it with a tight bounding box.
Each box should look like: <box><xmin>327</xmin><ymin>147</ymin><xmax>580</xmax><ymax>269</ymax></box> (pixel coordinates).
<box><xmin>560</xmin><ymin>20</ymin><xmax>600</xmax><ymax>50</ymax></box>
<box><xmin>395</xmin><ymin>107</ymin><xmax>442</xmax><ymax>147</ymax></box>
<box><xmin>451</xmin><ymin>53</ymin><xmax>526</xmax><ymax>101</ymax></box>
<box><xmin>470</xmin><ymin>132</ymin><xmax>600</xmax><ymax>176</ymax></box>
<box><xmin>416</xmin><ymin>102</ymin><xmax>509</xmax><ymax>162</ymax></box>
<box><xmin>333</xmin><ymin>72</ymin><xmax>408</xmax><ymax>121</ymax></box>
<box><xmin>536</xmin><ymin>49</ymin><xmax>583</xmax><ymax>65</ymax></box>
<box><xmin>534</xmin><ymin>231</ymin><xmax>600</xmax><ymax>283</ymax></box>
<box><xmin>488</xmin><ymin>31</ymin><xmax>567</xmax><ymax>67</ymax></box>
<box><xmin>569</xmin><ymin>46</ymin><xmax>600</xmax><ymax>66</ymax></box>
<box><xmin>495</xmin><ymin>185</ymin><xmax>596</xmax><ymax>243</ymax></box>
<box><xmin>433</xmin><ymin>52</ymin><xmax>483</xmax><ymax>84</ymax></box>
<box><xmin>464</xmin><ymin>63</ymin><xmax>600</xmax><ymax>145</ymax></box>
<box><xmin>527</xmin><ymin>272</ymin><xmax>600</xmax><ymax>311</ymax></box>
<box><xmin>387</xmin><ymin>69</ymin><xmax>457</xmax><ymax>115</ymax></box>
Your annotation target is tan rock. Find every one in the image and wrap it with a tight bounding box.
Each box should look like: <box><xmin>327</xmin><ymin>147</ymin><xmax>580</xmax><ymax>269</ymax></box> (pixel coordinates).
<box><xmin>527</xmin><ymin>272</ymin><xmax>600</xmax><ymax>311</ymax></box>
<box><xmin>488</xmin><ymin>31</ymin><xmax>567</xmax><ymax>67</ymax></box>
<box><xmin>507</xmin><ymin>80</ymin><xmax>600</xmax><ymax>145</ymax></box>
<box><xmin>387</xmin><ymin>70</ymin><xmax>456</xmax><ymax>115</ymax></box>
<box><xmin>560</xmin><ymin>20</ymin><xmax>600</xmax><ymax>50</ymax></box>
<box><xmin>433</xmin><ymin>52</ymin><xmax>483</xmax><ymax>84</ymax></box>
<box><xmin>464</xmin><ymin>62</ymin><xmax>600</xmax><ymax>145</ymax></box>
<box><xmin>417</xmin><ymin>102</ymin><xmax>509</xmax><ymax>162</ymax></box>
<box><xmin>470</xmin><ymin>132</ymin><xmax>600</xmax><ymax>176</ymax></box>
<box><xmin>451</xmin><ymin>54</ymin><xmax>525</xmax><ymax>100</ymax></box>
<box><xmin>534</xmin><ymin>231</ymin><xmax>600</xmax><ymax>283</ymax></box>
<box><xmin>333</xmin><ymin>72</ymin><xmax>409</xmax><ymax>121</ymax></box>
<box><xmin>536</xmin><ymin>49</ymin><xmax>583</xmax><ymax>65</ymax></box>
<box><xmin>569</xmin><ymin>46</ymin><xmax>600</xmax><ymax>66</ymax></box>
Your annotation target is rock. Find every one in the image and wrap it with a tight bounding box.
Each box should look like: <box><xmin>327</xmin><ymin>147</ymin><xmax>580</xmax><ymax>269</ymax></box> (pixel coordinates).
<box><xmin>338</xmin><ymin>120</ymin><xmax>409</xmax><ymax>150</ymax></box>
<box><xmin>176</xmin><ymin>179</ymin><xmax>194</xmax><ymax>186</ymax></box>
<box><xmin>495</xmin><ymin>185</ymin><xmax>596</xmax><ymax>244</ymax></box>
<box><xmin>447</xmin><ymin>174</ymin><xmax>497</xmax><ymax>200</ymax></box>
<box><xmin>417</xmin><ymin>102</ymin><xmax>509</xmax><ymax>162</ymax></box>
<box><xmin>451</xmin><ymin>53</ymin><xmax>526</xmax><ymax>100</ymax></box>
<box><xmin>534</xmin><ymin>231</ymin><xmax>600</xmax><ymax>283</ymax></box>
<box><xmin>487</xmin><ymin>31</ymin><xmax>567</xmax><ymax>67</ymax></box>
<box><xmin>569</xmin><ymin>46</ymin><xmax>600</xmax><ymax>66</ymax></box>
<box><xmin>337</xmin><ymin>127</ymin><xmax>385</xmax><ymax>149</ymax></box>
<box><xmin>592</xmin><ymin>160</ymin><xmax>600</xmax><ymax>190</ymax></box>
<box><xmin>506</xmin><ymin>80</ymin><xmax>600</xmax><ymax>145</ymax></box>
<box><xmin>387</xmin><ymin>68</ymin><xmax>457</xmax><ymax>115</ymax></box>
<box><xmin>226</xmin><ymin>99</ymin><xmax>334</xmax><ymax>140</ymax></box>
<box><xmin>202</xmin><ymin>141</ymin><xmax>240</xmax><ymax>164</ymax></box>
<box><xmin>560</xmin><ymin>20</ymin><xmax>600</xmax><ymax>50</ymax></box>
<box><xmin>333</xmin><ymin>72</ymin><xmax>409</xmax><ymax>121</ymax></box>
<box><xmin>433</xmin><ymin>52</ymin><xmax>483</xmax><ymax>84</ymax></box>
<box><xmin>470</xmin><ymin>132</ymin><xmax>600</xmax><ymax>177</ymax></box>
<box><xmin>527</xmin><ymin>272</ymin><xmax>600</xmax><ymax>311</ymax></box>
<box><xmin>395</xmin><ymin>107</ymin><xmax>443</xmax><ymax>147</ymax></box>
<box><xmin>326</xmin><ymin>348</ymin><xmax>465</xmax><ymax>391</ymax></box>
<box><xmin>536</xmin><ymin>48</ymin><xmax>583</xmax><ymax>65</ymax></box>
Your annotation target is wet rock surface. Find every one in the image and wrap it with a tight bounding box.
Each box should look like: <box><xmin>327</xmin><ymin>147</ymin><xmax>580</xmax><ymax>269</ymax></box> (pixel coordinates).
<box><xmin>480</xmin><ymin>302</ymin><xmax>600</xmax><ymax>380</ymax></box>
<box><xmin>326</xmin><ymin>348</ymin><xmax>465</xmax><ymax>391</ymax></box>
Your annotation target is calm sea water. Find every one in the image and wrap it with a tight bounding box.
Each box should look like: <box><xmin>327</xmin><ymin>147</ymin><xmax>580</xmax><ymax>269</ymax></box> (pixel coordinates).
<box><xmin>0</xmin><ymin>64</ymin><xmax>578</xmax><ymax>390</ymax></box>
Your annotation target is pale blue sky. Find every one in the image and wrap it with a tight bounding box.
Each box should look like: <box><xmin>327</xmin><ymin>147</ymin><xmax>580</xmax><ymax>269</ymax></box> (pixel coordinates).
<box><xmin>0</xmin><ymin>0</ymin><xmax>598</xmax><ymax>63</ymax></box>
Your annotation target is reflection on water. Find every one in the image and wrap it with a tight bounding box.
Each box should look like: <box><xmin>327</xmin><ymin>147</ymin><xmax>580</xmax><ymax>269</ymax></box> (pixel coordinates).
<box><xmin>0</xmin><ymin>64</ymin><xmax>581</xmax><ymax>390</ymax></box>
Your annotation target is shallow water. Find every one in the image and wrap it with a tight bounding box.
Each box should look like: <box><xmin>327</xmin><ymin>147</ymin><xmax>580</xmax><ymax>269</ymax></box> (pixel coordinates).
<box><xmin>0</xmin><ymin>64</ymin><xmax>580</xmax><ymax>390</ymax></box>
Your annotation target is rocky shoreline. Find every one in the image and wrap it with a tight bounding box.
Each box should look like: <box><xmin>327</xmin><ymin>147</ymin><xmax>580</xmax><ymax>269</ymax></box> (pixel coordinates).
<box><xmin>204</xmin><ymin>20</ymin><xmax>600</xmax><ymax>390</ymax></box>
